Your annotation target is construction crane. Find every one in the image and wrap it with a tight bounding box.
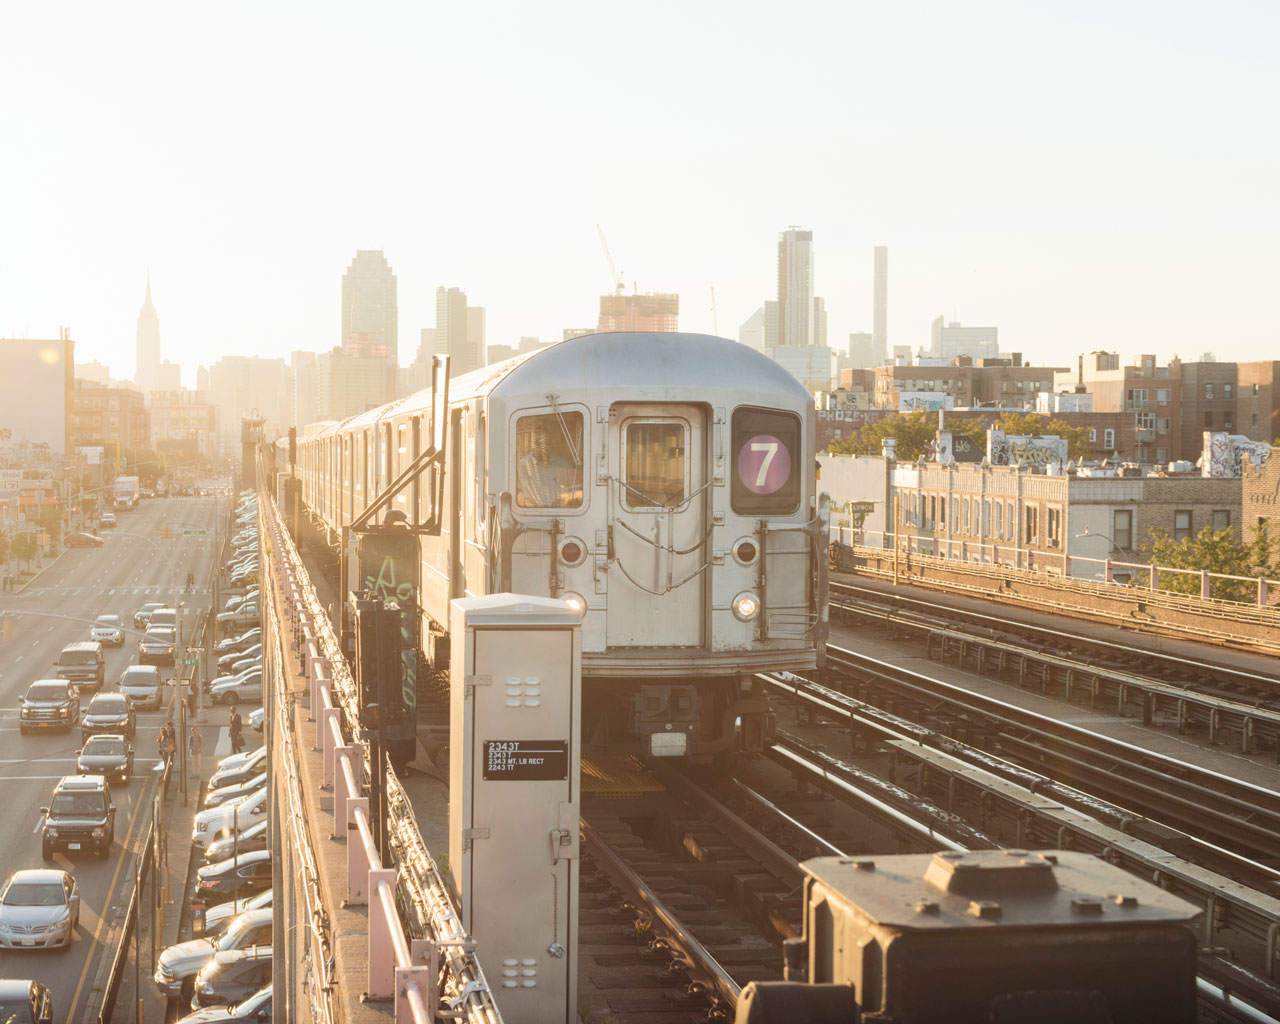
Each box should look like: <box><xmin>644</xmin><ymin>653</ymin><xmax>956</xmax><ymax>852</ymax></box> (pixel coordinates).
<box><xmin>596</xmin><ymin>225</ymin><xmax>625</xmax><ymax>295</ymax></box>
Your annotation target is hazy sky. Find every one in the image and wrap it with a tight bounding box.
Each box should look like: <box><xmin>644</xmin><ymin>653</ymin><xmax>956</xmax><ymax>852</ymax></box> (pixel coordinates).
<box><xmin>3</xmin><ymin>1</ymin><xmax>1277</xmax><ymax>386</ymax></box>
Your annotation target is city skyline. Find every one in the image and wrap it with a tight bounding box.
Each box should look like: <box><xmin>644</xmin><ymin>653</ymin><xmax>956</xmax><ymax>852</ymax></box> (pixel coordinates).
<box><xmin>2</xmin><ymin>2</ymin><xmax>1277</xmax><ymax>383</ymax></box>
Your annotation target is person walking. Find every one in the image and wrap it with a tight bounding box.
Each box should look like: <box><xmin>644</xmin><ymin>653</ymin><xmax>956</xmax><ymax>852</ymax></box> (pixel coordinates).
<box><xmin>189</xmin><ymin>726</ymin><xmax>203</xmax><ymax>780</ymax></box>
<box><xmin>229</xmin><ymin>708</ymin><xmax>244</xmax><ymax>754</ymax></box>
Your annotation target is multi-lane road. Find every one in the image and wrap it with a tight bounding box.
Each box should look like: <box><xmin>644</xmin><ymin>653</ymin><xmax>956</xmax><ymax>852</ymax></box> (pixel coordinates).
<box><xmin>0</xmin><ymin>495</ymin><xmax>219</xmax><ymax>1022</ymax></box>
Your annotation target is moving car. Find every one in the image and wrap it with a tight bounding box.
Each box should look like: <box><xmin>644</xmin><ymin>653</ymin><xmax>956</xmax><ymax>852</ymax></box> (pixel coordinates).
<box><xmin>41</xmin><ymin>775</ymin><xmax>116</xmax><ymax>860</ymax></box>
<box><xmin>0</xmin><ymin>979</ymin><xmax>52</xmax><ymax>1023</ymax></box>
<box><xmin>0</xmin><ymin>869</ymin><xmax>79</xmax><ymax>950</ymax></box>
<box><xmin>19</xmin><ymin>680</ymin><xmax>80</xmax><ymax>734</ymax></box>
<box><xmin>154</xmin><ymin>907</ymin><xmax>273</xmax><ymax>997</ymax></box>
<box><xmin>248</xmin><ymin>708</ymin><xmax>264</xmax><ymax>733</ymax></box>
<box><xmin>193</xmin><ymin>850</ymin><xmax>273</xmax><ymax>902</ymax></box>
<box><xmin>99</xmin><ymin>512</ymin><xmax>117</xmax><ymax>528</ymax></box>
<box><xmin>81</xmin><ymin>693</ymin><xmax>136</xmax><ymax>741</ymax></box>
<box><xmin>88</xmin><ymin>614</ymin><xmax>124</xmax><ymax>646</ymax></box>
<box><xmin>190</xmin><ymin>948</ymin><xmax>272</xmax><ymax>1011</ymax></box>
<box><xmin>134</xmin><ymin>602</ymin><xmax>166</xmax><ymax>629</ymax></box>
<box><xmin>174</xmin><ymin>983</ymin><xmax>269</xmax><ymax>1023</ymax></box>
<box><xmin>202</xmin><ymin>889</ymin><xmax>273</xmax><ymax>941</ymax></box>
<box><xmin>77</xmin><ymin>734</ymin><xmax>135</xmax><ymax>785</ymax></box>
<box><xmin>202</xmin><ymin>820</ymin><xmax>268</xmax><ymax>864</ymax></box>
<box><xmin>119</xmin><ymin>664</ymin><xmax>162</xmax><ymax>710</ymax></box>
<box><xmin>192</xmin><ymin>789</ymin><xmax>267</xmax><ymax>851</ymax></box>
<box><xmin>53</xmin><ymin>641</ymin><xmax>105</xmax><ymax>690</ymax></box>
<box><xmin>209</xmin><ymin>668</ymin><xmax>262</xmax><ymax>706</ymax></box>
<box><xmin>65</xmin><ymin>532</ymin><xmax>104</xmax><ymax>548</ymax></box>
<box><xmin>139</xmin><ymin>627</ymin><xmax>177</xmax><ymax>666</ymax></box>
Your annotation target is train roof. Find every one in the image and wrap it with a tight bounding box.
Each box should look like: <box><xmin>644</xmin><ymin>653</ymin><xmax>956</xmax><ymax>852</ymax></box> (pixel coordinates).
<box><xmin>451</xmin><ymin>332</ymin><xmax>810</xmax><ymax>405</ymax></box>
<box><xmin>296</xmin><ymin>333</ymin><xmax>810</xmax><ymax>441</ymax></box>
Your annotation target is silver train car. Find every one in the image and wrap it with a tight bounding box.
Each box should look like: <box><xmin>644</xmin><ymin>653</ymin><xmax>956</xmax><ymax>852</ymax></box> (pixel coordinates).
<box><xmin>289</xmin><ymin>332</ymin><xmax>829</xmax><ymax>759</ymax></box>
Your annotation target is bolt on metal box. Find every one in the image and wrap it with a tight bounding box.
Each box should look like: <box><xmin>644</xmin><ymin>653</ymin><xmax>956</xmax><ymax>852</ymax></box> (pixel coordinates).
<box><xmin>793</xmin><ymin>849</ymin><xmax>1201</xmax><ymax>1024</ymax></box>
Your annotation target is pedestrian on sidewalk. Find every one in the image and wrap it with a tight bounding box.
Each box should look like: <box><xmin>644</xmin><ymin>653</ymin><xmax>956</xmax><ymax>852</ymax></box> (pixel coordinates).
<box><xmin>189</xmin><ymin>726</ymin><xmax>203</xmax><ymax>780</ymax></box>
<box><xmin>229</xmin><ymin>708</ymin><xmax>244</xmax><ymax>754</ymax></box>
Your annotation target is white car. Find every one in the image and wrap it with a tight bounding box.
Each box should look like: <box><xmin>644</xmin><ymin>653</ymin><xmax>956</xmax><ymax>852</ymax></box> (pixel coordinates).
<box><xmin>192</xmin><ymin>789</ymin><xmax>268</xmax><ymax>850</ymax></box>
<box><xmin>0</xmin><ymin>869</ymin><xmax>79</xmax><ymax>949</ymax></box>
<box><xmin>89</xmin><ymin>614</ymin><xmax>124</xmax><ymax>647</ymax></box>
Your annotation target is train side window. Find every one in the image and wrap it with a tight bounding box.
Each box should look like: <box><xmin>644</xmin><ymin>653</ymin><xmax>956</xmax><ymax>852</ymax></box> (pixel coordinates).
<box><xmin>624</xmin><ymin>421</ymin><xmax>686</xmax><ymax>509</ymax></box>
<box><xmin>731</xmin><ymin>407</ymin><xmax>800</xmax><ymax>515</ymax></box>
<box><xmin>515</xmin><ymin>412</ymin><xmax>583</xmax><ymax>509</ymax></box>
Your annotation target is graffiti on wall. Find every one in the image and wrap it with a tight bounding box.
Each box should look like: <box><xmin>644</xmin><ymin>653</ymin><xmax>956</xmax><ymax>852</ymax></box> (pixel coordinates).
<box><xmin>1202</xmin><ymin>431</ymin><xmax>1272</xmax><ymax>478</ymax></box>
<box><xmin>357</xmin><ymin>533</ymin><xmax>420</xmax><ymax>748</ymax></box>
<box><xmin>988</xmin><ymin>430</ymin><xmax>1068</xmax><ymax>467</ymax></box>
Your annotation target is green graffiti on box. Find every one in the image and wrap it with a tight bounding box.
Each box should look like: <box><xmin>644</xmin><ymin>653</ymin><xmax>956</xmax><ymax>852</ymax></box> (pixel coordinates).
<box><xmin>357</xmin><ymin>533</ymin><xmax>419</xmax><ymax>738</ymax></box>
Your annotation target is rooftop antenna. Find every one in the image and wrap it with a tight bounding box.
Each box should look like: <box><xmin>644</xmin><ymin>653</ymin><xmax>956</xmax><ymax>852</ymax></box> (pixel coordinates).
<box><xmin>710</xmin><ymin>287</ymin><xmax>719</xmax><ymax>335</ymax></box>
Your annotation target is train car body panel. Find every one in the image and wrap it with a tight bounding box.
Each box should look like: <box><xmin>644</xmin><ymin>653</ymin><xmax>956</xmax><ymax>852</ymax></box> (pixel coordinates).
<box><xmin>287</xmin><ymin>333</ymin><xmax>829</xmax><ymax>758</ymax></box>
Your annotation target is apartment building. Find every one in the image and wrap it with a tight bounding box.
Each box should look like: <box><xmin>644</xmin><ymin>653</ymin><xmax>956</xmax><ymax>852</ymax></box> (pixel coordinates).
<box><xmin>889</xmin><ymin>462</ymin><xmax>1239</xmax><ymax>579</ymax></box>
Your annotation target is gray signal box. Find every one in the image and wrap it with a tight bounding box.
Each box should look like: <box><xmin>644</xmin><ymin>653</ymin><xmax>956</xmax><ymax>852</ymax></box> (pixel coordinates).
<box><xmin>449</xmin><ymin>594</ymin><xmax>581</xmax><ymax>1024</ymax></box>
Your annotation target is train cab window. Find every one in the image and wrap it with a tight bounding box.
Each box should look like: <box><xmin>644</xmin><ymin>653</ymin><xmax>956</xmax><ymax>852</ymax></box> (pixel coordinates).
<box><xmin>731</xmin><ymin>408</ymin><xmax>801</xmax><ymax>515</ymax></box>
<box><xmin>515</xmin><ymin>412</ymin><xmax>584</xmax><ymax>509</ymax></box>
<box><xmin>624</xmin><ymin>422</ymin><xmax>686</xmax><ymax>509</ymax></box>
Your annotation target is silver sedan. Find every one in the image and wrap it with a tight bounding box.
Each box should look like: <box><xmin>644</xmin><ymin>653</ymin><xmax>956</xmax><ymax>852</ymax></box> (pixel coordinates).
<box><xmin>0</xmin><ymin>869</ymin><xmax>80</xmax><ymax>950</ymax></box>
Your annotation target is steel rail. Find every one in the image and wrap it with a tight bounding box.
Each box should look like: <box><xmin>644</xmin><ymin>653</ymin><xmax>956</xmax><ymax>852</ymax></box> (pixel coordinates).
<box><xmin>761</xmin><ymin>670</ymin><xmax>1280</xmax><ymax>983</ymax></box>
<box><xmin>580</xmin><ymin>820</ymin><xmax>742</xmax><ymax>1011</ymax></box>
<box><xmin>831</xmin><ymin>579</ymin><xmax>1280</xmax><ymax>693</ymax></box>
<box><xmin>820</xmin><ymin>644</ymin><xmax>1280</xmax><ymax>871</ymax></box>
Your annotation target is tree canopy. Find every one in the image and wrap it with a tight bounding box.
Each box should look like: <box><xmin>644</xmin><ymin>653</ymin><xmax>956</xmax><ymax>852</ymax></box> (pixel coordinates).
<box><xmin>826</xmin><ymin>409</ymin><xmax>1090</xmax><ymax>462</ymax></box>
<box><xmin>1145</xmin><ymin>524</ymin><xmax>1278</xmax><ymax>603</ymax></box>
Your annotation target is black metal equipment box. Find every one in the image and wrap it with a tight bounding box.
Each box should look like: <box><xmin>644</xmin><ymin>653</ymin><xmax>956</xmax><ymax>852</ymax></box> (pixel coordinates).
<box><xmin>795</xmin><ymin>849</ymin><xmax>1201</xmax><ymax>1024</ymax></box>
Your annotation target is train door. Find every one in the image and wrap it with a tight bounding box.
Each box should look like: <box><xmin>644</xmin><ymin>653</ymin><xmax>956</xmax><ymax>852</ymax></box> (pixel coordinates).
<box><xmin>606</xmin><ymin>404</ymin><xmax>708</xmax><ymax>648</ymax></box>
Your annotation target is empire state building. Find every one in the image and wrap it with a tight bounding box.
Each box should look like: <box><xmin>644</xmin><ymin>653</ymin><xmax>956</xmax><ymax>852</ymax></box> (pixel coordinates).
<box><xmin>136</xmin><ymin>277</ymin><xmax>161</xmax><ymax>393</ymax></box>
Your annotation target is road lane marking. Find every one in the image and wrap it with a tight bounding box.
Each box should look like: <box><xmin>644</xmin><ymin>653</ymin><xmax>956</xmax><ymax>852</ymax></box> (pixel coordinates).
<box><xmin>64</xmin><ymin>768</ymin><xmax>156</xmax><ymax>1024</ymax></box>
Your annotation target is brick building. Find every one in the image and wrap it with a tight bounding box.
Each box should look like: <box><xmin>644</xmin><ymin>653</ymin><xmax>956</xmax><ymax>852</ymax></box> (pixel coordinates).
<box><xmin>70</xmin><ymin>380</ymin><xmax>150</xmax><ymax>450</ymax></box>
<box><xmin>598</xmin><ymin>293</ymin><xmax>678</xmax><ymax>333</ymax></box>
<box><xmin>1237</xmin><ymin>362</ymin><xmax>1280</xmax><ymax>445</ymax></box>
<box><xmin>886</xmin><ymin>462</ymin><xmax>1239</xmax><ymax>580</ymax></box>
<box><xmin>861</xmin><ymin>355</ymin><xmax>1063</xmax><ymax>411</ymax></box>
<box><xmin>1242</xmin><ymin>446</ymin><xmax>1280</xmax><ymax>547</ymax></box>
<box><xmin>148</xmin><ymin>389</ymin><xmax>218</xmax><ymax>462</ymax></box>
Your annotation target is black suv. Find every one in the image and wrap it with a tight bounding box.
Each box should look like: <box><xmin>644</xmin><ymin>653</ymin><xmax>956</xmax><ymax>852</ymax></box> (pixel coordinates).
<box><xmin>41</xmin><ymin>775</ymin><xmax>116</xmax><ymax>860</ymax></box>
<box><xmin>53</xmin><ymin>641</ymin><xmax>105</xmax><ymax>690</ymax></box>
<box><xmin>19</xmin><ymin>680</ymin><xmax>80</xmax><ymax>734</ymax></box>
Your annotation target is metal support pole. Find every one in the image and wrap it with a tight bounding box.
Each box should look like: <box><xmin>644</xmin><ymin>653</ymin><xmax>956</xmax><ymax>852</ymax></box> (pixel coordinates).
<box><xmin>179</xmin><ymin>692</ymin><xmax>188</xmax><ymax>807</ymax></box>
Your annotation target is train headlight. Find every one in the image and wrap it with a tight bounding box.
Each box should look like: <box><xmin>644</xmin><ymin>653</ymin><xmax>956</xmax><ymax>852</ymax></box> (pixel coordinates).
<box><xmin>562</xmin><ymin>592</ymin><xmax>588</xmax><ymax>617</ymax></box>
<box><xmin>732</xmin><ymin>538</ymin><xmax>759</xmax><ymax>566</ymax></box>
<box><xmin>732</xmin><ymin>591</ymin><xmax>760</xmax><ymax>622</ymax></box>
<box><xmin>557</xmin><ymin>536</ymin><xmax>588</xmax><ymax>568</ymax></box>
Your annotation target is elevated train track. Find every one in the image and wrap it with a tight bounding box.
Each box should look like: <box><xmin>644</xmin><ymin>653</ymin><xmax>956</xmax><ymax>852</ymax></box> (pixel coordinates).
<box><xmin>831</xmin><ymin>579</ymin><xmax>1280</xmax><ymax>758</ymax></box>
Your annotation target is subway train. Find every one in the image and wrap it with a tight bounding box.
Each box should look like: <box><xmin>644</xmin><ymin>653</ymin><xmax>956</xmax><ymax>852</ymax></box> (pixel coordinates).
<box><xmin>285</xmin><ymin>332</ymin><xmax>829</xmax><ymax>760</ymax></box>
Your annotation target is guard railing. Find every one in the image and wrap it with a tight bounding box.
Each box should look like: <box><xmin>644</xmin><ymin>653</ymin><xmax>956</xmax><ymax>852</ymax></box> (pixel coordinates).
<box><xmin>260</xmin><ymin>488</ymin><xmax>502</xmax><ymax>1024</ymax></box>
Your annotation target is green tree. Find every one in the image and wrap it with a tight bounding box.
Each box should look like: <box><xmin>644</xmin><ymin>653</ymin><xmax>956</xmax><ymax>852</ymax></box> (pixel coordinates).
<box><xmin>12</xmin><ymin>533</ymin><xmax>36</xmax><ymax>573</ymax></box>
<box><xmin>992</xmin><ymin>411</ymin><xmax>1091</xmax><ymax>461</ymax></box>
<box><xmin>37</xmin><ymin>502</ymin><xmax>62</xmax><ymax>549</ymax></box>
<box><xmin>828</xmin><ymin>412</ymin><xmax>991</xmax><ymax>461</ymax></box>
<box><xmin>1145</xmin><ymin>524</ymin><xmax>1279</xmax><ymax>603</ymax></box>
